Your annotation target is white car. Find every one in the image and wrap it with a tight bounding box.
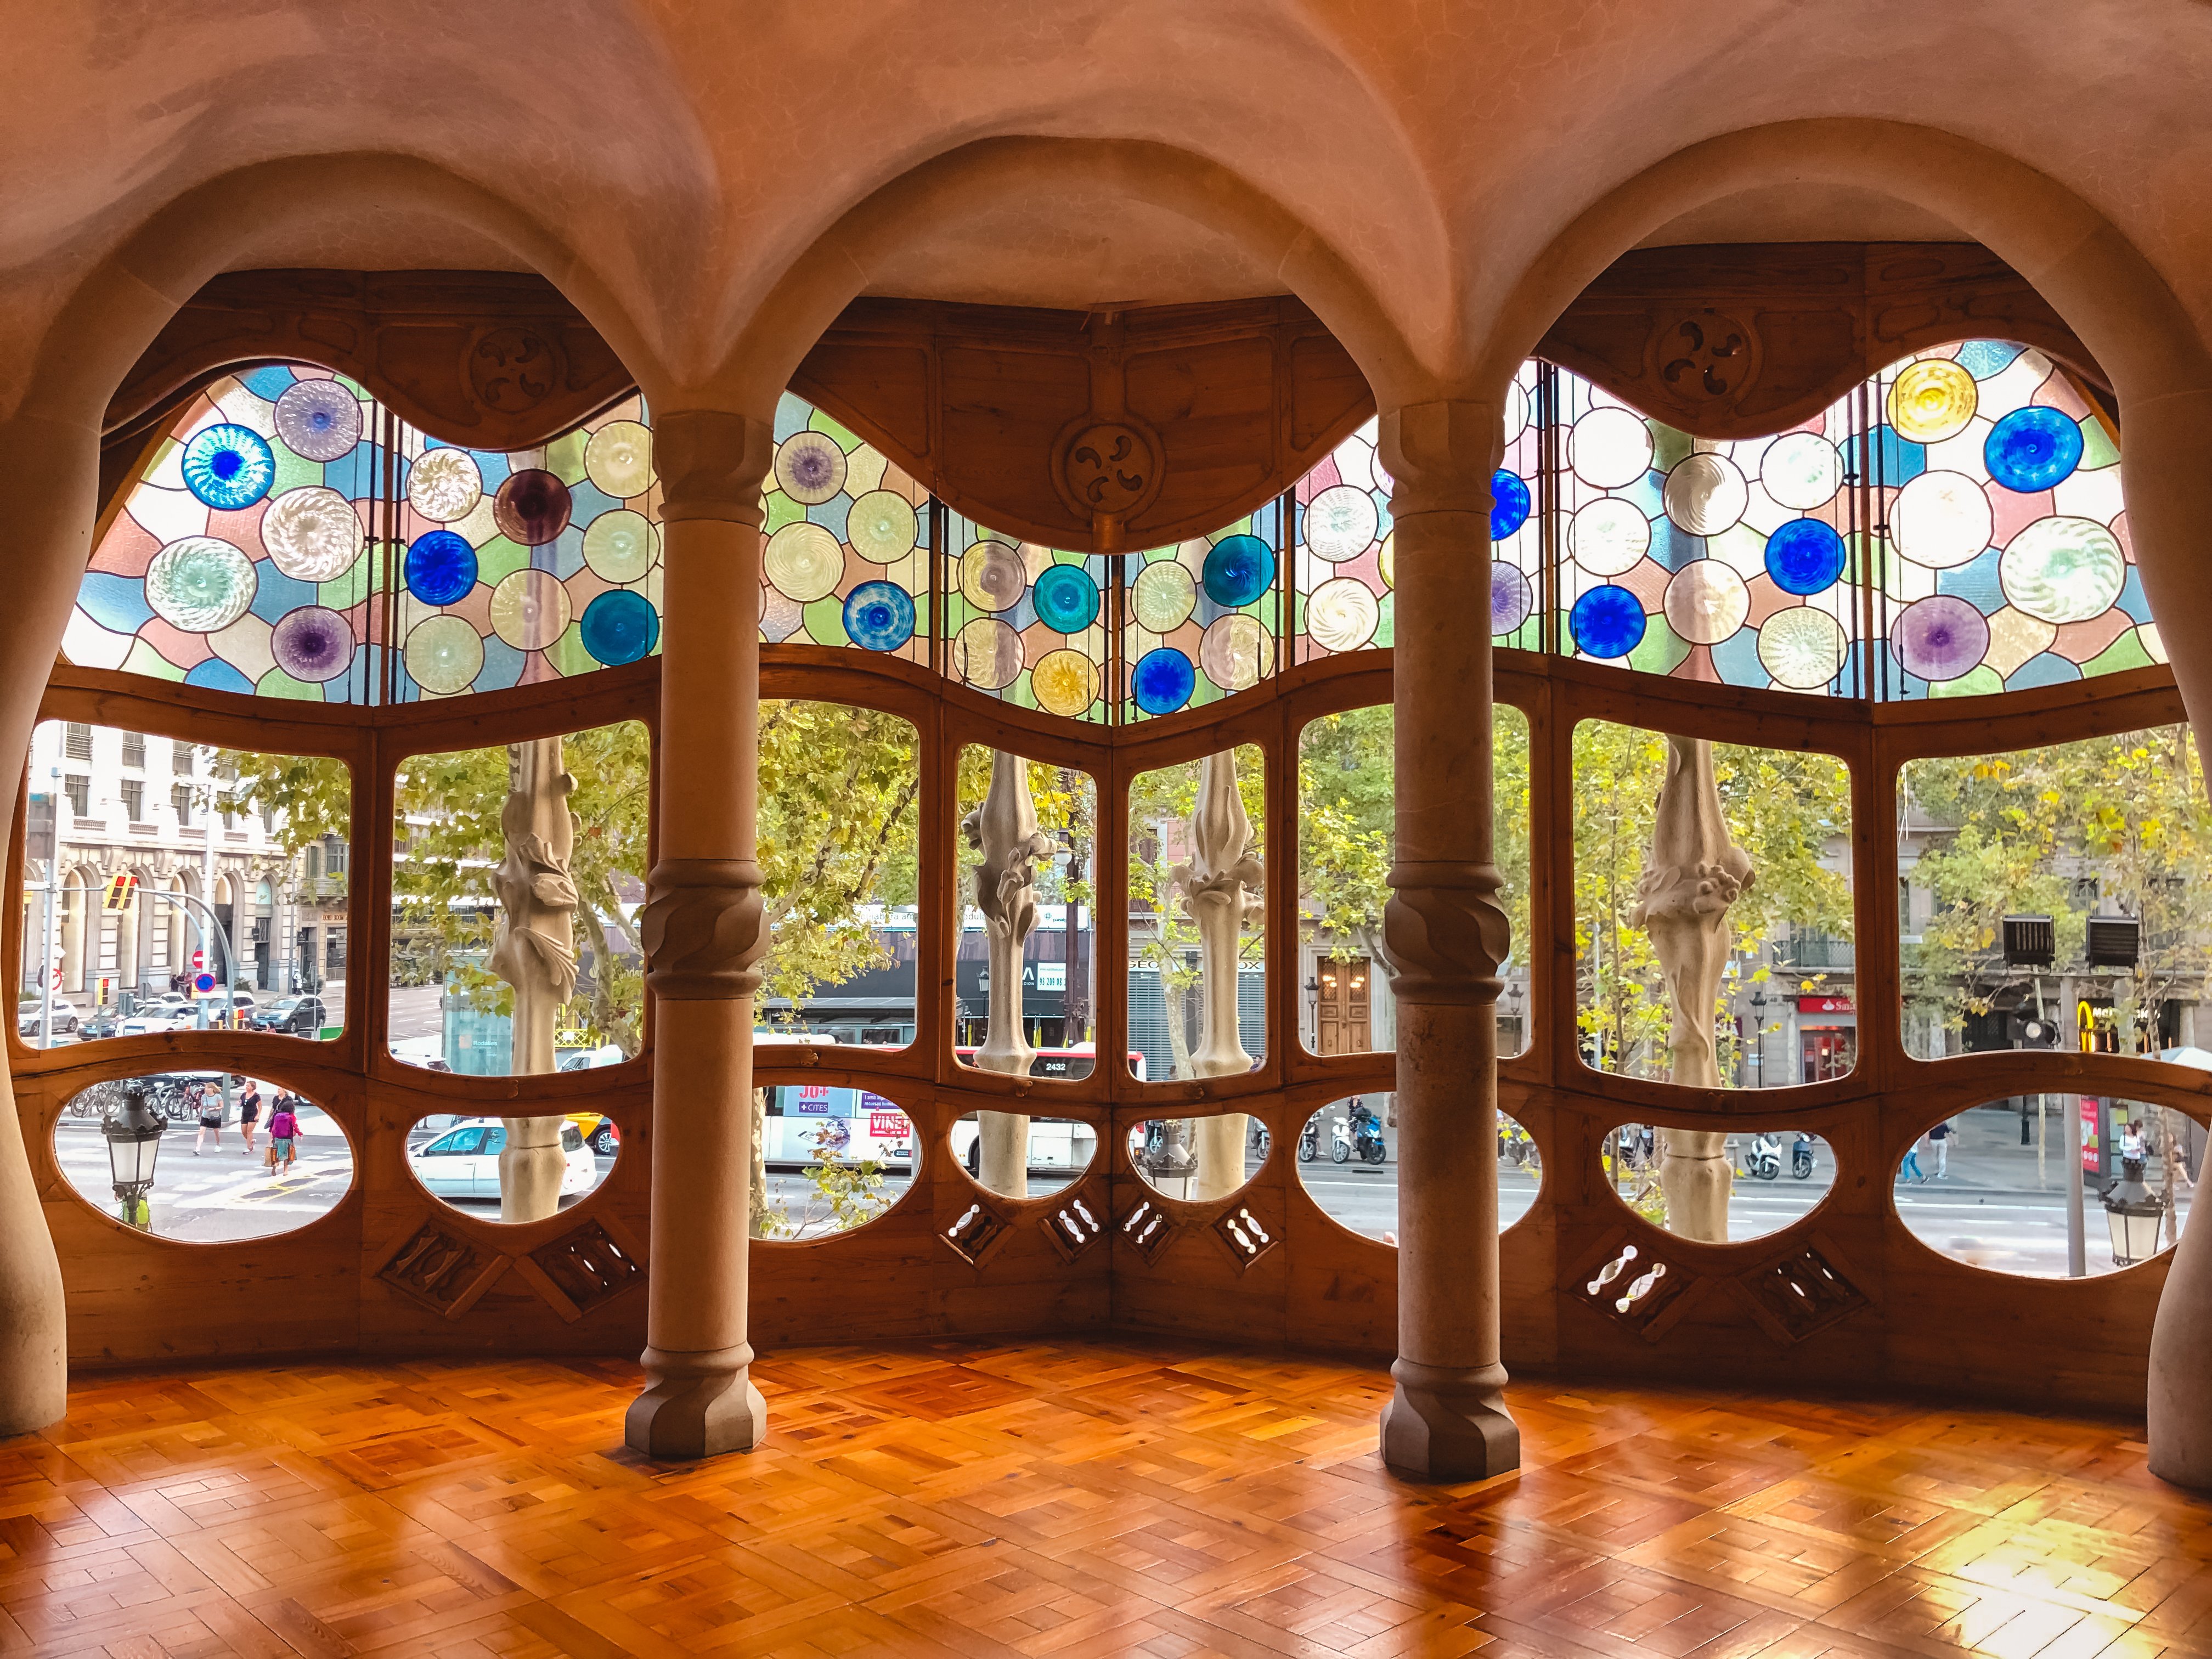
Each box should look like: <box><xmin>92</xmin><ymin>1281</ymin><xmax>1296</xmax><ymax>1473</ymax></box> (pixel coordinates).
<box><xmin>408</xmin><ymin>1116</ymin><xmax>597</xmax><ymax>1204</ymax></box>
<box><xmin>557</xmin><ymin>1043</ymin><xmax>627</xmax><ymax>1071</ymax></box>
<box><xmin>119</xmin><ymin>1005</ymin><xmax>201</xmax><ymax>1036</ymax></box>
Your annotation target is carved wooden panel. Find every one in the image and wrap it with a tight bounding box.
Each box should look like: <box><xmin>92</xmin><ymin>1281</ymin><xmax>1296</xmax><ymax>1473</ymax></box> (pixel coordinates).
<box><xmin>377</xmin><ymin>1221</ymin><xmax>499</xmax><ymax>1317</ymax></box>
<box><xmin>1537</xmin><ymin>242</ymin><xmax>2113</xmax><ymax>440</ymax></box>
<box><xmin>529</xmin><ymin>1220</ymin><xmax>644</xmax><ymax>1316</ymax></box>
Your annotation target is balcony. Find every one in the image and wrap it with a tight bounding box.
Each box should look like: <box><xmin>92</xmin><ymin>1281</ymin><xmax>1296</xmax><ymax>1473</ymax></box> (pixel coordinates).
<box><xmin>1776</xmin><ymin>933</ymin><xmax>1856</xmax><ymax>972</ymax></box>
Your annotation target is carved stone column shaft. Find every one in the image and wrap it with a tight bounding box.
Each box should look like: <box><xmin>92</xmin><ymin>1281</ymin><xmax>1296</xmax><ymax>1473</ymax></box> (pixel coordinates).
<box><xmin>1376</xmin><ymin>399</ymin><xmax>1521</xmax><ymax>1482</ymax></box>
<box><xmin>966</xmin><ymin>751</ymin><xmax>1051</xmax><ymax>1198</ymax></box>
<box><xmin>626</xmin><ymin>408</ymin><xmax>775</xmax><ymax>1461</ymax></box>
<box><xmin>1175</xmin><ymin>750</ymin><xmax>1262</xmax><ymax>1199</ymax></box>
<box><xmin>488</xmin><ymin>735</ymin><xmax>578</xmax><ymax>1223</ymax></box>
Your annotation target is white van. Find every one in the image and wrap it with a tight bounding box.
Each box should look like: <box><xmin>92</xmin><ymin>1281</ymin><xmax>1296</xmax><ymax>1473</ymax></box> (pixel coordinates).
<box><xmin>948</xmin><ymin>1114</ymin><xmax>1098</xmax><ymax>1177</ymax></box>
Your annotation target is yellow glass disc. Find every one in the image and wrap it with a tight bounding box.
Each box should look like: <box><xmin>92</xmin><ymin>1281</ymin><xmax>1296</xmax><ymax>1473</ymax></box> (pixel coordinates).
<box><xmin>1031</xmin><ymin>648</ymin><xmax>1098</xmax><ymax>715</ymax></box>
<box><xmin>1888</xmin><ymin>359</ymin><xmax>1978</xmax><ymax>443</ymax></box>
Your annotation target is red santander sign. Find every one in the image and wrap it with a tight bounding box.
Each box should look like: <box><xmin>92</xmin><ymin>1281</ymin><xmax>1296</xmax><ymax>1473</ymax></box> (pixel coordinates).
<box><xmin>1797</xmin><ymin>995</ymin><xmax>1854</xmax><ymax>1014</ymax></box>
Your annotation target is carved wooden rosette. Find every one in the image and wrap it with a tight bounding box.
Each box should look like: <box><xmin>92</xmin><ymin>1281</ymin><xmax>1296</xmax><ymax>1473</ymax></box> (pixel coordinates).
<box><xmin>964</xmin><ymin>752</ymin><xmax>1053</xmax><ymax>1199</ymax></box>
<box><xmin>1629</xmin><ymin>735</ymin><xmax>1754</xmax><ymax>1244</ymax></box>
<box><xmin>641</xmin><ymin>859</ymin><xmax>766</xmax><ymax>1001</ymax></box>
<box><xmin>1172</xmin><ymin>751</ymin><xmax>1263</xmax><ymax>1199</ymax></box>
<box><xmin>487</xmin><ymin>735</ymin><xmax>579</xmax><ymax>1224</ymax></box>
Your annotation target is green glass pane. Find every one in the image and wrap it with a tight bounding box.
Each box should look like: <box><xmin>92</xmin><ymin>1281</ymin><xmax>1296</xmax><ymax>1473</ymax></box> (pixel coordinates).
<box><xmin>545</xmin><ymin>430</ymin><xmax>589</xmax><ymax>486</ymax></box>
<box><xmin>254</xmin><ymin>666</ymin><xmax>323</xmax><ymax>701</ymax></box>
<box><xmin>763</xmin><ymin>490</ymin><xmax>805</xmax><ymax>534</ymax></box>
<box><xmin>2079</xmin><ymin>417</ymin><xmax>2120</xmax><ymax>471</ymax></box>
<box><xmin>475</xmin><ymin>537</ymin><xmax>531</xmax><ymax>585</ymax></box>
<box><xmin>1630</xmin><ymin>612</ymin><xmax>1691</xmax><ymax>675</ymax></box>
<box><xmin>802</xmin><ymin>594</ymin><xmax>850</xmax><ymax>647</ymax></box>
<box><xmin>808</xmin><ymin>409</ymin><xmax>862</xmax><ymax>452</ymax></box>
<box><xmin>1932</xmin><ymin>665</ymin><xmax>2004</xmax><ymax>698</ymax></box>
<box><xmin>546</xmin><ymin>620</ymin><xmax>595</xmax><ymax>677</ymax></box>
<box><xmin>2083</xmin><ymin>628</ymin><xmax>2154</xmax><ymax>679</ymax></box>
<box><xmin>318</xmin><ymin>551</ymin><xmax>372</xmax><ymax>611</ymax></box>
<box><xmin>119</xmin><ymin>639</ymin><xmax>186</xmax><ymax>682</ymax></box>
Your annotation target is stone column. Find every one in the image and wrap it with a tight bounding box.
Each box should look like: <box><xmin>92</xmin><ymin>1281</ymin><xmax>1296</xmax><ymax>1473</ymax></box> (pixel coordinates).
<box><xmin>965</xmin><ymin>750</ymin><xmax>1051</xmax><ymax>1198</ymax></box>
<box><xmin>1175</xmin><ymin>750</ymin><xmax>1262</xmax><ymax>1199</ymax></box>
<box><xmin>1630</xmin><ymin>735</ymin><xmax>1753</xmax><ymax>1243</ymax></box>
<box><xmin>488</xmin><ymin>735</ymin><xmax>579</xmax><ymax>1222</ymax></box>
<box><xmin>627</xmin><ymin>409</ymin><xmax>774</xmax><ymax>1460</ymax></box>
<box><xmin>1375</xmin><ymin>399</ymin><xmax>1520</xmax><ymax>1481</ymax></box>
<box><xmin>0</xmin><ymin>411</ymin><xmax>101</xmax><ymax>1433</ymax></box>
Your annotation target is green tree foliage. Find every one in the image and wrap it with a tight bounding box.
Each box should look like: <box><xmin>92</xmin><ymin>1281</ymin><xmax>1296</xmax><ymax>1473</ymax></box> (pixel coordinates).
<box><xmin>1128</xmin><ymin>747</ymin><xmax>1265</xmax><ymax>1079</ymax></box>
<box><xmin>1575</xmin><ymin>725</ymin><xmax>1853</xmax><ymax>1081</ymax></box>
<box><xmin>219</xmin><ymin>699</ymin><xmax>922</xmax><ymax>1058</ymax></box>
<box><xmin>1296</xmin><ymin>706</ymin><xmax>1531</xmax><ymax>988</ymax></box>
<box><xmin>1903</xmin><ymin>725</ymin><xmax>2212</xmax><ymax>1052</ymax></box>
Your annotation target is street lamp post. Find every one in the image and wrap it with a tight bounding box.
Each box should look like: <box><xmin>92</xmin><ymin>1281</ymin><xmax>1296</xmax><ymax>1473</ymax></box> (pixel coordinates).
<box><xmin>2104</xmin><ymin>1150</ymin><xmax>2166</xmax><ymax>1267</ymax></box>
<box><xmin>100</xmin><ymin>1085</ymin><xmax>167</xmax><ymax>1230</ymax></box>
<box><xmin>1749</xmin><ymin>986</ymin><xmax>1767</xmax><ymax>1085</ymax></box>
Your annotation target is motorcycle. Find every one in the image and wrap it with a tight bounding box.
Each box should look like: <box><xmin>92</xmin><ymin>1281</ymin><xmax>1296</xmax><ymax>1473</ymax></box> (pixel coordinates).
<box><xmin>1746</xmin><ymin>1130</ymin><xmax>1782</xmax><ymax>1181</ymax></box>
<box><xmin>1249</xmin><ymin>1120</ymin><xmax>1271</xmax><ymax>1160</ymax></box>
<box><xmin>1792</xmin><ymin>1133</ymin><xmax>1815</xmax><ymax>1180</ymax></box>
<box><xmin>1298</xmin><ymin>1114</ymin><xmax>1319</xmax><ymax>1163</ymax></box>
<box><xmin>1334</xmin><ymin>1107</ymin><xmax>1387</xmax><ymax>1166</ymax></box>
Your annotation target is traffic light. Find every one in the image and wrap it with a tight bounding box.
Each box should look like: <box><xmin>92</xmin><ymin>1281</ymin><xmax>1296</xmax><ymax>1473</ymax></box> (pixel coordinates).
<box><xmin>101</xmin><ymin>872</ymin><xmax>138</xmax><ymax>912</ymax></box>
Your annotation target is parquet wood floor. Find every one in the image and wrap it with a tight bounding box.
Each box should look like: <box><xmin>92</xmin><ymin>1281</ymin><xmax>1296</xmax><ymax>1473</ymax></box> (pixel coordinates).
<box><xmin>2</xmin><ymin>1342</ymin><xmax>2208</xmax><ymax>1659</ymax></box>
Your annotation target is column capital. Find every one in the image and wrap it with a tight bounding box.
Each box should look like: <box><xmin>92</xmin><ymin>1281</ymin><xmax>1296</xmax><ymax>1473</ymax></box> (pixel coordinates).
<box><xmin>641</xmin><ymin>857</ymin><xmax>765</xmax><ymax>1000</ymax></box>
<box><xmin>654</xmin><ymin>409</ymin><xmax>776</xmax><ymax>525</ymax></box>
<box><xmin>1378</xmin><ymin>399</ymin><xmax>1503</xmax><ymax>517</ymax></box>
<box><xmin>1385</xmin><ymin>859</ymin><xmax>1511</xmax><ymax>1004</ymax></box>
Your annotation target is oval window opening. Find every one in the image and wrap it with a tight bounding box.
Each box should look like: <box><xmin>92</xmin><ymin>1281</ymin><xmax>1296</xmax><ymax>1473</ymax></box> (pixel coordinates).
<box><xmin>1130</xmin><ymin>1114</ymin><xmax>1266</xmax><ymax>1201</ymax></box>
<box><xmin>1894</xmin><ymin>1098</ymin><xmax>2194</xmax><ymax>1276</ymax></box>
<box><xmin>1604</xmin><ymin>1121</ymin><xmax>1834</xmax><ymax>1242</ymax></box>
<box><xmin>58</xmin><ymin>1074</ymin><xmax>353</xmax><ymax>1241</ymax></box>
<box><xmin>953</xmin><ymin>1111</ymin><xmax>1095</xmax><ymax>1200</ymax></box>
<box><xmin>756</xmin><ymin>1082</ymin><xmax>917</xmax><ymax>1239</ymax></box>
<box><xmin>407</xmin><ymin>1111</ymin><xmax>616</xmax><ymax>1220</ymax></box>
<box><xmin>1291</xmin><ymin>1096</ymin><xmax>1539</xmax><ymax>1243</ymax></box>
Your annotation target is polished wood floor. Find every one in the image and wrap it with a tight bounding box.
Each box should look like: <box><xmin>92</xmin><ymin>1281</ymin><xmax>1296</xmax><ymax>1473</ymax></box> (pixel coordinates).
<box><xmin>0</xmin><ymin>1340</ymin><xmax>2205</xmax><ymax>1658</ymax></box>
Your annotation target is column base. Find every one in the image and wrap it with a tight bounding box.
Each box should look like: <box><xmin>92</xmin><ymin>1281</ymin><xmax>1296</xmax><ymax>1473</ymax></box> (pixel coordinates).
<box><xmin>1380</xmin><ymin>1358</ymin><xmax>1520</xmax><ymax>1481</ymax></box>
<box><xmin>625</xmin><ymin>1343</ymin><xmax>766</xmax><ymax>1459</ymax></box>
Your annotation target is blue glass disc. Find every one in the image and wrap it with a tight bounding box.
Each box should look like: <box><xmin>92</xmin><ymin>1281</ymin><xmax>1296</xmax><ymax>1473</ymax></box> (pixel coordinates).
<box><xmin>1491</xmin><ymin>470</ymin><xmax>1531</xmax><ymax>540</ymax></box>
<box><xmin>1570</xmin><ymin>584</ymin><xmax>1647</xmax><ymax>659</ymax></box>
<box><xmin>1984</xmin><ymin>407</ymin><xmax>2083</xmax><ymax>492</ymax></box>
<box><xmin>842</xmin><ymin>580</ymin><xmax>916</xmax><ymax>652</ymax></box>
<box><xmin>180</xmin><ymin>424</ymin><xmax>275</xmax><ymax>510</ymax></box>
<box><xmin>1764</xmin><ymin>519</ymin><xmax>1847</xmax><ymax>596</ymax></box>
<box><xmin>579</xmin><ymin>589</ymin><xmax>660</xmax><ymax>665</ymax></box>
<box><xmin>1031</xmin><ymin>563</ymin><xmax>1101</xmax><ymax>633</ymax></box>
<box><xmin>1132</xmin><ymin>647</ymin><xmax>1197</xmax><ymax>714</ymax></box>
<box><xmin>404</xmin><ymin>531</ymin><xmax>478</xmax><ymax>605</ymax></box>
<box><xmin>1202</xmin><ymin>534</ymin><xmax>1274</xmax><ymax>607</ymax></box>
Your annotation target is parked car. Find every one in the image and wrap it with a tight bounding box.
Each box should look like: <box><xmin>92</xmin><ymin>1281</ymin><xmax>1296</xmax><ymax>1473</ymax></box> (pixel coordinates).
<box><xmin>557</xmin><ymin>1044</ymin><xmax>627</xmax><ymax>1072</ymax></box>
<box><xmin>568</xmin><ymin>1113</ymin><xmax>620</xmax><ymax>1156</ymax></box>
<box><xmin>251</xmin><ymin>995</ymin><xmax>328</xmax><ymax>1036</ymax></box>
<box><xmin>407</xmin><ymin>1116</ymin><xmax>597</xmax><ymax>1203</ymax></box>
<box><xmin>16</xmin><ymin>997</ymin><xmax>80</xmax><ymax>1037</ymax></box>
<box><xmin>77</xmin><ymin>1007</ymin><xmax>124</xmax><ymax>1040</ymax></box>
<box><xmin>119</xmin><ymin>1004</ymin><xmax>200</xmax><ymax>1036</ymax></box>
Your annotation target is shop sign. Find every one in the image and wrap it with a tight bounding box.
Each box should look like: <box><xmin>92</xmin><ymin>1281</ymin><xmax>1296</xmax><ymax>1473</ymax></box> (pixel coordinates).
<box><xmin>1797</xmin><ymin>995</ymin><xmax>1854</xmax><ymax>1014</ymax></box>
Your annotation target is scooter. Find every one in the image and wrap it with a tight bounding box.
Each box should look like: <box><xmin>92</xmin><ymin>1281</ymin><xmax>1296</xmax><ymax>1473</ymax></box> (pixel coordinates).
<box><xmin>1249</xmin><ymin>1120</ymin><xmax>1271</xmax><ymax>1160</ymax></box>
<box><xmin>1792</xmin><ymin>1133</ymin><xmax>1815</xmax><ymax>1180</ymax></box>
<box><xmin>1330</xmin><ymin>1115</ymin><xmax>1353</xmax><ymax>1164</ymax></box>
<box><xmin>1746</xmin><ymin>1130</ymin><xmax>1782</xmax><ymax>1181</ymax></box>
<box><xmin>1351</xmin><ymin>1110</ymin><xmax>1387</xmax><ymax>1166</ymax></box>
<box><xmin>1298</xmin><ymin>1114</ymin><xmax>1319</xmax><ymax>1163</ymax></box>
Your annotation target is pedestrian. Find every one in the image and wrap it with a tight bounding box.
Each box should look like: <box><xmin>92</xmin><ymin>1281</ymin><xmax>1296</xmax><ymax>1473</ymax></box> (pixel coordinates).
<box><xmin>192</xmin><ymin>1080</ymin><xmax>224</xmax><ymax>1155</ymax></box>
<box><xmin>1928</xmin><ymin>1118</ymin><xmax>1953</xmax><ymax>1178</ymax></box>
<box><xmin>237</xmin><ymin>1079</ymin><xmax>262</xmax><ymax>1156</ymax></box>
<box><xmin>267</xmin><ymin>1097</ymin><xmax>300</xmax><ymax>1171</ymax></box>
<box><xmin>1899</xmin><ymin>1138</ymin><xmax>1925</xmax><ymax>1183</ymax></box>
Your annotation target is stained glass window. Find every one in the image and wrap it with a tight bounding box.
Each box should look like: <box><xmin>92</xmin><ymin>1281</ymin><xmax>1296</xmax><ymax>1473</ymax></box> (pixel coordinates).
<box><xmin>758</xmin><ymin>395</ymin><xmax>928</xmax><ymax>665</ymax></box>
<box><xmin>74</xmin><ymin>345</ymin><xmax>2143</xmax><ymax>714</ymax></box>
<box><xmin>1869</xmin><ymin>342</ymin><xmax>2143</xmax><ymax>696</ymax></box>
<box><xmin>77</xmin><ymin>364</ymin><xmax>667</xmax><ymax>702</ymax></box>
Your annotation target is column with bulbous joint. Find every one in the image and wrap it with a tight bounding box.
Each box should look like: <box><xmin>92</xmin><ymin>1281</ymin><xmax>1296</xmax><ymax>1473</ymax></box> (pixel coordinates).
<box><xmin>626</xmin><ymin>408</ymin><xmax>775</xmax><ymax>1460</ymax></box>
<box><xmin>1376</xmin><ymin>398</ymin><xmax>1521</xmax><ymax>1481</ymax></box>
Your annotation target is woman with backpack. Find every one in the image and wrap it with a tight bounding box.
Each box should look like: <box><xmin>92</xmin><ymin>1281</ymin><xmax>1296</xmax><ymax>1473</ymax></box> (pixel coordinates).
<box><xmin>266</xmin><ymin>1096</ymin><xmax>301</xmax><ymax>1170</ymax></box>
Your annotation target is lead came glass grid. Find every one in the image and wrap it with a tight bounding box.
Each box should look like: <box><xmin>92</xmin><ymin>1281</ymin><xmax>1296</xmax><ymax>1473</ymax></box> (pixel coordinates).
<box><xmin>1556</xmin><ymin>368</ymin><xmax>1862</xmax><ymax>693</ymax></box>
<box><xmin>758</xmin><ymin>393</ymin><xmax>928</xmax><ymax>666</ymax></box>
<box><xmin>1125</xmin><ymin>498</ymin><xmax>1285</xmax><ymax>723</ymax></box>
<box><xmin>943</xmin><ymin>512</ymin><xmax>1109</xmax><ymax>722</ymax></box>
<box><xmin>1869</xmin><ymin>342</ymin><xmax>2144</xmax><ymax>697</ymax></box>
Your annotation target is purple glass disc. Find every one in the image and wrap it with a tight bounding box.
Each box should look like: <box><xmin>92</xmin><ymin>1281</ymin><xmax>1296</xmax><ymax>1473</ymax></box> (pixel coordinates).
<box><xmin>1491</xmin><ymin>561</ymin><xmax>1532</xmax><ymax>635</ymax></box>
<box><xmin>271</xmin><ymin>606</ymin><xmax>356</xmax><ymax>682</ymax></box>
<box><xmin>1891</xmin><ymin>594</ymin><xmax>1989</xmax><ymax>682</ymax></box>
<box><xmin>493</xmin><ymin>469</ymin><xmax>573</xmax><ymax>546</ymax></box>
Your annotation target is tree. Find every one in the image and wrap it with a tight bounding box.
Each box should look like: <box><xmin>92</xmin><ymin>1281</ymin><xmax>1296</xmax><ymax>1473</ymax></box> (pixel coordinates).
<box><xmin>1903</xmin><ymin>725</ymin><xmax>2212</xmax><ymax>1053</ymax></box>
<box><xmin>1573</xmin><ymin>725</ymin><xmax>1853</xmax><ymax>1084</ymax></box>
<box><xmin>217</xmin><ymin>697</ymin><xmax>924</xmax><ymax>1060</ymax></box>
<box><xmin>1296</xmin><ymin>707</ymin><xmax>1532</xmax><ymax>1032</ymax></box>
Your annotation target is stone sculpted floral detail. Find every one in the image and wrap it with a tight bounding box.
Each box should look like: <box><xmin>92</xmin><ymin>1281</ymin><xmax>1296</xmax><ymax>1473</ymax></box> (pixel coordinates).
<box><xmin>1383</xmin><ymin>861</ymin><xmax>1512</xmax><ymax>1002</ymax></box>
<box><xmin>641</xmin><ymin>858</ymin><xmax>767</xmax><ymax>999</ymax></box>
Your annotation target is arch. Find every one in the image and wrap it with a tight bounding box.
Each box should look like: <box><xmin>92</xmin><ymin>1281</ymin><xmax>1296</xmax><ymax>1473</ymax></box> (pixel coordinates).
<box><xmin>10</xmin><ymin>152</ymin><xmax>666</xmax><ymax>437</ymax></box>
<box><xmin>702</xmin><ymin>137</ymin><xmax>1435</xmax><ymax>419</ymax></box>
